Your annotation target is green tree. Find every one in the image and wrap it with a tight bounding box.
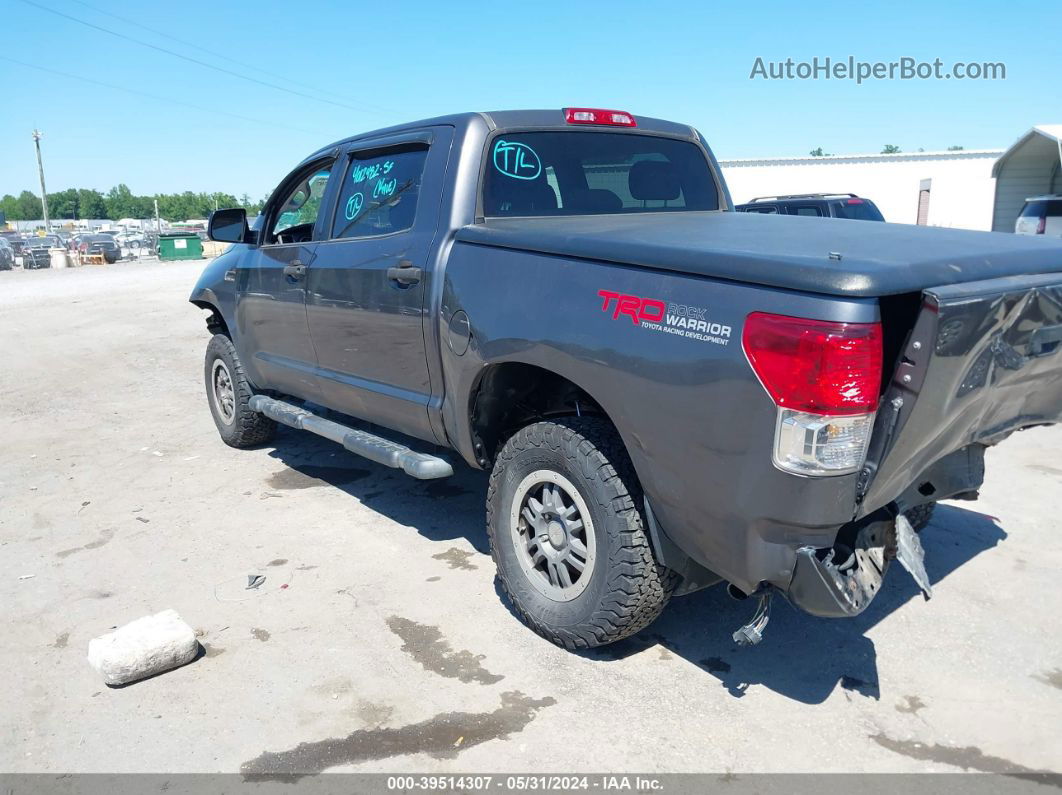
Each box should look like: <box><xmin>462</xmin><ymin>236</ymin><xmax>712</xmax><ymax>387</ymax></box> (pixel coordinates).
<box><xmin>809</xmin><ymin>147</ymin><xmax>832</xmax><ymax>157</ymax></box>
<box><xmin>16</xmin><ymin>191</ymin><xmax>43</xmax><ymax>220</ymax></box>
<box><xmin>881</xmin><ymin>144</ymin><xmax>902</xmax><ymax>154</ymax></box>
<box><xmin>48</xmin><ymin>188</ymin><xmax>80</xmax><ymax>219</ymax></box>
<box><xmin>77</xmin><ymin>188</ymin><xmax>107</xmax><ymax>219</ymax></box>
<box><xmin>1</xmin><ymin>194</ymin><xmax>20</xmax><ymax>221</ymax></box>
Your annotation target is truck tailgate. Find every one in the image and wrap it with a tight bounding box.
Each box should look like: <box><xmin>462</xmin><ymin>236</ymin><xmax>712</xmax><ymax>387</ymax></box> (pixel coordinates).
<box><xmin>858</xmin><ymin>272</ymin><xmax>1062</xmax><ymax>515</ymax></box>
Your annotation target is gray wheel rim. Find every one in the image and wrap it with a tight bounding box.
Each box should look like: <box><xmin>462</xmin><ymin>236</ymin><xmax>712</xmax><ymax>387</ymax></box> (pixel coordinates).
<box><xmin>509</xmin><ymin>470</ymin><xmax>596</xmax><ymax>602</ymax></box>
<box><xmin>210</xmin><ymin>359</ymin><xmax>236</xmax><ymax>425</ymax></box>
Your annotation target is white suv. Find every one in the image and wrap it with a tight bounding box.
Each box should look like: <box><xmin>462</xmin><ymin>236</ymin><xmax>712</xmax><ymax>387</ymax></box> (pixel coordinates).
<box><xmin>1016</xmin><ymin>195</ymin><xmax>1062</xmax><ymax>237</ymax></box>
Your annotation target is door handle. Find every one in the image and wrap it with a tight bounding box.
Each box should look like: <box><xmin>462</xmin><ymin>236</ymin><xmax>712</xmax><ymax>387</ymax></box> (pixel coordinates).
<box><xmin>387</xmin><ymin>260</ymin><xmax>422</xmax><ymax>285</ymax></box>
<box><xmin>283</xmin><ymin>260</ymin><xmax>306</xmax><ymax>279</ymax></box>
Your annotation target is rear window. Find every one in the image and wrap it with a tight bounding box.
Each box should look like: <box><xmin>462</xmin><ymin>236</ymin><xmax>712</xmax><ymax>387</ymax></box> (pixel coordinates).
<box><xmin>830</xmin><ymin>199</ymin><xmax>885</xmax><ymax>221</ymax></box>
<box><xmin>482</xmin><ymin>132</ymin><xmax>719</xmax><ymax>217</ymax></box>
<box><xmin>1022</xmin><ymin>200</ymin><xmax>1062</xmax><ymax>218</ymax></box>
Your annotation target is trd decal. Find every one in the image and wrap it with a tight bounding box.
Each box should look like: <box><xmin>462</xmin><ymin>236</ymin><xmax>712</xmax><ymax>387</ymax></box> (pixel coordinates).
<box><xmin>597</xmin><ymin>290</ymin><xmax>665</xmax><ymax>324</ymax></box>
<box><xmin>597</xmin><ymin>289</ymin><xmax>732</xmax><ymax>346</ymax></box>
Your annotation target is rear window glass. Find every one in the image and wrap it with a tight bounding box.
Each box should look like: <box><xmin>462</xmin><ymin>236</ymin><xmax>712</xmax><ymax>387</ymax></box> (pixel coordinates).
<box><xmin>1021</xmin><ymin>200</ymin><xmax>1062</xmax><ymax>218</ymax></box>
<box><xmin>331</xmin><ymin>147</ymin><xmax>427</xmax><ymax>239</ymax></box>
<box><xmin>830</xmin><ymin>199</ymin><xmax>885</xmax><ymax>221</ymax></box>
<box><xmin>482</xmin><ymin>132</ymin><xmax>719</xmax><ymax>217</ymax></box>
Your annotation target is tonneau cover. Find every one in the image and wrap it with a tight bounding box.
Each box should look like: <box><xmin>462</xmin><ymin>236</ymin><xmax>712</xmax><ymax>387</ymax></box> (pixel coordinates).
<box><xmin>457</xmin><ymin>212</ymin><xmax>1062</xmax><ymax>298</ymax></box>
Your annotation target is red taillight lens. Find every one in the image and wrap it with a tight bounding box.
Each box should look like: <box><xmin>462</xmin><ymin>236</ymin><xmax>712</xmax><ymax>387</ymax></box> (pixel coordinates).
<box><xmin>564</xmin><ymin>107</ymin><xmax>637</xmax><ymax>127</ymax></box>
<box><xmin>1036</xmin><ymin>216</ymin><xmax>1047</xmax><ymax>234</ymax></box>
<box><xmin>742</xmin><ymin>312</ymin><xmax>883</xmax><ymax>415</ymax></box>
<box><xmin>846</xmin><ymin>198</ymin><xmax>864</xmax><ymax>204</ymax></box>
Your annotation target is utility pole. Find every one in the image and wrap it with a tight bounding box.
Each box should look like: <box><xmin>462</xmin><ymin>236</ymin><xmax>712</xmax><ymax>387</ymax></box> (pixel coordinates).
<box><xmin>154</xmin><ymin>198</ymin><xmax>161</xmax><ymax>235</ymax></box>
<box><xmin>32</xmin><ymin>130</ymin><xmax>50</xmax><ymax>234</ymax></box>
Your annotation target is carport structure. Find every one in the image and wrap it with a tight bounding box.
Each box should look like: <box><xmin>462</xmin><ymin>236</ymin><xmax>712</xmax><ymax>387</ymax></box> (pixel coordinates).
<box><xmin>991</xmin><ymin>124</ymin><xmax>1062</xmax><ymax>232</ymax></box>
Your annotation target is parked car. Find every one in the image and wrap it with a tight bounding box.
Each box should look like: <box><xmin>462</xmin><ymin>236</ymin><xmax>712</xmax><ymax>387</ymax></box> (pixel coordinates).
<box><xmin>736</xmin><ymin>193</ymin><xmax>886</xmax><ymax>221</ymax></box>
<box><xmin>22</xmin><ymin>235</ymin><xmax>64</xmax><ymax>268</ymax></box>
<box><xmin>78</xmin><ymin>234</ymin><xmax>121</xmax><ymax>263</ymax></box>
<box><xmin>191</xmin><ymin>108</ymin><xmax>1062</xmax><ymax>650</ymax></box>
<box><xmin>1015</xmin><ymin>195</ymin><xmax>1062</xmax><ymax>237</ymax></box>
<box><xmin>0</xmin><ymin>238</ymin><xmax>13</xmax><ymax>270</ymax></box>
<box><xmin>5</xmin><ymin>237</ymin><xmax>29</xmax><ymax>266</ymax></box>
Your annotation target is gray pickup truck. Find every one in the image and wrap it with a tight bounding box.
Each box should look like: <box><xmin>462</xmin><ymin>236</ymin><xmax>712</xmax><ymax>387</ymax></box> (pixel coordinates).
<box><xmin>191</xmin><ymin>108</ymin><xmax>1062</xmax><ymax>650</ymax></box>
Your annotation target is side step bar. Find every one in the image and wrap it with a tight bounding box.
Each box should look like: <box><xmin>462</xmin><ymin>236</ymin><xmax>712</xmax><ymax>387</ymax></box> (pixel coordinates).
<box><xmin>248</xmin><ymin>395</ymin><xmax>453</xmax><ymax>480</ymax></box>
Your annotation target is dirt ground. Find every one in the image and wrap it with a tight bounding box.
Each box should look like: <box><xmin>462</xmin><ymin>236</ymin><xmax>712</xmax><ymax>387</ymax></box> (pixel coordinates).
<box><xmin>1</xmin><ymin>260</ymin><xmax>1060</xmax><ymax>775</ymax></box>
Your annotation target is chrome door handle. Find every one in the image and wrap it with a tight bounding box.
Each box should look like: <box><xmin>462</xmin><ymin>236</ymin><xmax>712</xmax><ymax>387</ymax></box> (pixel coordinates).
<box><xmin>283</xmin><ymin>260</ymin><xmax>306</xmax><ymax>279</ymax></box>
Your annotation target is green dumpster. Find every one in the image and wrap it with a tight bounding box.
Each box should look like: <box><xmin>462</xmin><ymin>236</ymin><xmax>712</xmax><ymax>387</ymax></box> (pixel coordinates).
<box><xmin>157</xmin><ymin>233</ymin><xmax>203</xmax><ymax>261</ymax></box>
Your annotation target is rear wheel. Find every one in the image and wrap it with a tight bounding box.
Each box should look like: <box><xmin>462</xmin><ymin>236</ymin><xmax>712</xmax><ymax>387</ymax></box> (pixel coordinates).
<box><xmin>204</xmin><ymin>333</ymin><xmax>276</xmax><ymax>448</ymax></box>
<box><xmin>487</xmin><ymin>417</ymin><xmax>677</xmax><ymax>650</ymax></box>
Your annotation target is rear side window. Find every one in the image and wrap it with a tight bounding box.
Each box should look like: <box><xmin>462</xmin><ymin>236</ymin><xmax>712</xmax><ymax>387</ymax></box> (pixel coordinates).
<box><xmin>331</xmin><ymin>146</ymin><xmax>428</xmax><ymax>239</ymax></box>
<box><xmin>790</xmin><ymin>205</ymin><xmax>824</xmax><ymax>217</ymax></box>
<box><xmin>1021</xmin><ymin>200</ymin><xmax>1062</xmax><ymax>218</ymax></box>
<box><xmin>830</xmin><ymin>199</ymin><xmax>885</xmax><ymax>221</ymax></box>
<box><xmin>482</xmin><ymin>131</ymin><xmax>719</xmax><ymax>217</ymax></box>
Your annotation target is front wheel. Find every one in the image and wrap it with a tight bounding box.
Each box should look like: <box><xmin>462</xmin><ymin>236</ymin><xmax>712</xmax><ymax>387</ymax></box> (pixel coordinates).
<box><xmin>203</xmin><ymin>333</ymin><xmax>276</xmax><ymax>448</ymax></box>
<box><xmin>487</xmin><ymin>418</ymin><xmax>677</xmax><ymax>650</ymax></box>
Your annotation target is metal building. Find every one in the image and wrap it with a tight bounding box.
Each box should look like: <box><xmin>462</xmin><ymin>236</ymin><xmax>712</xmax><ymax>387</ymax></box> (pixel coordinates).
<box><xmin>719</xmin><ymin>149</ymin><xmax>1003</xmax><ymax>230</ymax></box>
<box><xmin>991</xmin><ymin>125</ymin><xmax>1062</xmax><ymax>232</ymax></box>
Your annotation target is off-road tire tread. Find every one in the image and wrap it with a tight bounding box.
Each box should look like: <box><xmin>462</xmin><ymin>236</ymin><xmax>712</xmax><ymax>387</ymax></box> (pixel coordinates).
<box><xmin>205</xmin><ymin>333</ymin><xmax>276</xmax><ymax>448</ymax></box>
<box><xmin>487</xmin><ymin>417</ymin><xmax>678</xmax><ymax>650</ymax></box>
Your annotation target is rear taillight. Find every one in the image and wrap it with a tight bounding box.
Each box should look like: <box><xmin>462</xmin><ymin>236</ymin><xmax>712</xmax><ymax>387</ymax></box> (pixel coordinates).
<box><xmin>564</xmin><ymin>107</ymin><xmax>637</xmax><ymax>127</ymax></box>
<box><xmin>742</xmin><ymin>312</ymin><xmax>883</xmax><ymax>476</ymax></box>
<box><xmin>1036</xmin><ymin>216</ymin><xmax>1047</xmax><ymax>234</ymax></box>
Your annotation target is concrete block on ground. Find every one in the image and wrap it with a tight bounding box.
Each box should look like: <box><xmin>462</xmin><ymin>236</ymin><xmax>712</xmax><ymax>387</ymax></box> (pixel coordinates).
<box><xmin>87</xmin><ymin>609</ymin><xmax>198</xmax><ymax>686</ymax></box>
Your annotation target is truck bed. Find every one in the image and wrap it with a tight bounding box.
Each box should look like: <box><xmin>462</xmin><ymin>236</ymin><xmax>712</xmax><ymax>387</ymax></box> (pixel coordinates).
<box><xmin>457</xmin><ymin>212</ymin><xmax>1062</xmax><ymax>298</ymax></box>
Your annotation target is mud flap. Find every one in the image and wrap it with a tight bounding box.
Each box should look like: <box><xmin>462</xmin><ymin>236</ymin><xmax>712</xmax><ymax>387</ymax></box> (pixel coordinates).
<box><xmin>894</xmin><ymin>514</ymin><xmax>932</xmax><ymax>600</ymax></box>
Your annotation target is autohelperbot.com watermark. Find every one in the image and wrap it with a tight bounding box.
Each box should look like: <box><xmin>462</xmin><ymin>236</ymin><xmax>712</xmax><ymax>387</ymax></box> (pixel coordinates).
<box><xmin>750</xmin><ymin>56</ymin><xmax>1006</xmax><ymax>84</ymax></box>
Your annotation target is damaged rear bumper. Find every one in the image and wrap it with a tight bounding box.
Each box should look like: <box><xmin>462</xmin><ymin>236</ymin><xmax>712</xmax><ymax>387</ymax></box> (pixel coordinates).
<box><xmin>785</xmin><ymin>511</ymin><xmax>931</xmax><ymax>618</ymax></box>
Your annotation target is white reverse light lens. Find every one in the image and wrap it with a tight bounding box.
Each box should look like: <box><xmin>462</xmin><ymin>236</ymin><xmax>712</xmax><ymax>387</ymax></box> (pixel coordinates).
<box><xmin>773</xmin><ymin>409</ymin><xmax>875</xmax><ymax>476</ymax></box>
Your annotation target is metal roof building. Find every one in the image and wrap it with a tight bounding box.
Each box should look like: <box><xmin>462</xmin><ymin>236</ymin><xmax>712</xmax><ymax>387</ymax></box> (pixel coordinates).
<box><xmin>991</xmin><ymin>125</ymin><xmax>1062</xmax><ymax>232</ymax></box>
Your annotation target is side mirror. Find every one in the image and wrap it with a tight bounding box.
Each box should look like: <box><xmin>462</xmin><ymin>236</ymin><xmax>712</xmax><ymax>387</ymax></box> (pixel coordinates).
<box><xmin>208</xmin><ymin>208</ymin><xmax>250</xmax><ymax>243</ymax></box>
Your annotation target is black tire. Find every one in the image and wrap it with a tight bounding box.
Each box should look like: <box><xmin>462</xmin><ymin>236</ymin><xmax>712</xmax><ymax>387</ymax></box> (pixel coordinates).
<box><xmin>203</xmin><ymin>333</ymin><xmax>276</xmax><ymax>448</ymax></box>
<box><xmin>487</xmin><ymin>417</ymin><xmax>678</xmax><ymax>650</ymax></box>
<box><xmin>904</xmin><ymin>502</ymin><xmax>936</xmax><ymax>533</ymax></box>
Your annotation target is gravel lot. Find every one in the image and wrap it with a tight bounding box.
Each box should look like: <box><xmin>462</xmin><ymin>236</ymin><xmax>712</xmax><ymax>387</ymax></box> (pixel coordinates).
<box><xmin>1</xmin><ymin>260</ymin><xmax>1060</xmax><ymax>776</ymax></box>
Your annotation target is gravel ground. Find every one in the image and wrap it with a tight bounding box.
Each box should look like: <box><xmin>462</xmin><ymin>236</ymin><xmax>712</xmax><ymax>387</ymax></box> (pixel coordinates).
<box><xmin>1</xmin><ymin>260</ymin><xmax>1060</xmax><ymax>775</ymax></box>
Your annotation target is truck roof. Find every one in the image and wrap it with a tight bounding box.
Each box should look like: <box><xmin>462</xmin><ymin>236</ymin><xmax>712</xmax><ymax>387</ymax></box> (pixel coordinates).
<box><xmin>302</xmin><ymin>109</ymin><xmax>700</xmax><ymax>165</ymax></box>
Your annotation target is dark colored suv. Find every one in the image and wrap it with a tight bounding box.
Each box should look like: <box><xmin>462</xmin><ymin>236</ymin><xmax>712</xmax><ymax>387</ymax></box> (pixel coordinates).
<box><xmin>735</xmin><ymin>193</ymin><xmax>886</xmax><ymax>221</ymax></box>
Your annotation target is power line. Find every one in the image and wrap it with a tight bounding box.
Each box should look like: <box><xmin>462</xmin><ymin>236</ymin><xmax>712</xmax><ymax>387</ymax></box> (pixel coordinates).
<box><xmin>0</xmin><ymin>56</ymin><xmax>319</xmax><ymax>135</ymax></box>
<box><xmin>16</xmin><ymin>0</ymin><xmax>394</xmax><ymax>116</ymax></box>
<box><xmin>63</xmin><ymin>0</ymin><xmax>390</xmax><ymax>113</ymax></box>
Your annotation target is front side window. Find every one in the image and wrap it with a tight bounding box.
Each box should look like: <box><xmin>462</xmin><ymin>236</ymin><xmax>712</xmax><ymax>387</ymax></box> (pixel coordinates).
<box><xmin>331</xmin><ymin>147</ymin><xmax>428</xmax><ymax>239</ymax></box>
<box><xmin>270</xmin><ymin>166</ymin><xmax>333</xmax><ymax>242</ymax></box>
<box><xmin>482</xmin><ymin>132</ymin><xmax>719</xmax><ymax>217</ymax></box>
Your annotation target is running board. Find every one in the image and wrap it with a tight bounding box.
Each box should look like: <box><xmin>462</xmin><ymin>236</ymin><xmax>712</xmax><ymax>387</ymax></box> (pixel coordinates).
<box><xmin>248</xmin><ymin>395</ymin><xmax>453</xmax><ymax>480</ymax></box>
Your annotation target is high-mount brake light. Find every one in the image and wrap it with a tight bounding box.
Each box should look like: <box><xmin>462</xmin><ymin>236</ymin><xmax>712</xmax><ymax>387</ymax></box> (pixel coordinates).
<box><xmin>846</xmin><ymin>198</ymin><xmax>864</xmax><ymax>204</ymax></box>
<box><xmin>742</xmin><ymin>312</ymin><xmax>883</xmax><ymax>477</ymax></box>
<box><xmin>564</xmin><ymin>107</ymin><xmax>637</xmax><ymax>127</ymax></box>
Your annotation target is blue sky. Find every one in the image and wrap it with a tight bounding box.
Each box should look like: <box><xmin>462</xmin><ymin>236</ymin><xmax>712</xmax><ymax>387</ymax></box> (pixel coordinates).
<box><xmin>2</xmin><ymin>0</ymin><xmax>1059</xmax><ymax>198</ymax></box>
